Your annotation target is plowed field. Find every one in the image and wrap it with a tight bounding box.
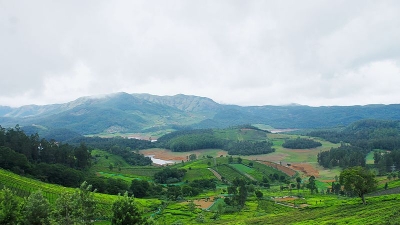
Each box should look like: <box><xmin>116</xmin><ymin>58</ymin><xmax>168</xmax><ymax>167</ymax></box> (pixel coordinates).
<box><xmin>290</xmin><ymin>163</ymin><xmax>320</xmax><ymax>177</ymax></box>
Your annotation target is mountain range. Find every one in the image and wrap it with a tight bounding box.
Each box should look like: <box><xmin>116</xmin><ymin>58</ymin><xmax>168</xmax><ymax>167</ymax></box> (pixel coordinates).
<box><xmin>1</xmin><ymin>92</ymin><xmax>400</xmax><ymax>135</ymax></box>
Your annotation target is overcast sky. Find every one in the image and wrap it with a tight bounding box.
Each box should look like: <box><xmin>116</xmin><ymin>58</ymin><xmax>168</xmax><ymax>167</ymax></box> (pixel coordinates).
<box><xmin>1</xmin><ymin>1</ymin><xmax>400</xmax><ymax>107</ymax></box>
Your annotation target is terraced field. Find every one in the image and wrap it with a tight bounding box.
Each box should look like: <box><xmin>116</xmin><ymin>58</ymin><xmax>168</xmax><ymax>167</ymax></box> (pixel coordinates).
<box><xmin>214</xmin><ymin>164</ymin><xmax>250</xmax><ymax>182</ymax></box>
<box><xmin>0</xmin><ymin>168</ymin><xmax>161</xmax><ymax>216</ymax></box>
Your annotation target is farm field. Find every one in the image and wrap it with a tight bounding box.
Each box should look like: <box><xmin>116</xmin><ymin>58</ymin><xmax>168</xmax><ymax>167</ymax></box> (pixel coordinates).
<box><xmin>139</xmin><ymin>132</ymin><xmax>341</xmax><ymax>181</ymax></box>
<box><xmin>154</xmin><ymin>187</ymin><xmax>400</xmax><ymax>225</ymax></box>
<box><xmin>91</xmin><ymin>149</ymin><xmax>162</xmax><ymax>180</ymax></box>
<box><xmin>140</xmin><ymin>148</ymin><xmax>228</xmax><ymax>161</ymax></box>
<box><xmin>3</xmin><ymin>133</ymin><xmax>400</xmax><ymax>224</ymax></box>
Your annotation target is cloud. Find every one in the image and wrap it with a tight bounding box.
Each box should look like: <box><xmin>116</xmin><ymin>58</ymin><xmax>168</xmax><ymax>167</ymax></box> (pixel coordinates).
<box><xmin>0</xmin><ymin>0</ymin><xmax>400</xmax><ymax>107</ymax></box>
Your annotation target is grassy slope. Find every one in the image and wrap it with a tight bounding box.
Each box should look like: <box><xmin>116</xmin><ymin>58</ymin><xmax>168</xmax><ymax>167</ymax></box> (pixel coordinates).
<box><xmin>159</xmin><ymin>188</ymin><xmax>400</xmax><ymax>225</ymax></box>
<box><xmin>91</xmin><ymin>149</ymin><xmax>162</xmax><ymax>182</ymax></box>
<box><xmin>171</xmin><ymin>157</ymin><xmax>289</xmax><ymax>184</ymax></box>
<box><xmin>245</xmin><ymin>195</ymin><xmax>400</xmax><ymax>225</ymax></box>
<box><xmin>0</xmin><ymin>168</ymin><xmax>161</xmax><ymax>215</ymax></box>
<box><xmin>214</xmin><ymin>128</ymin><xmax>268</xmax><ymax>142</ymax></box>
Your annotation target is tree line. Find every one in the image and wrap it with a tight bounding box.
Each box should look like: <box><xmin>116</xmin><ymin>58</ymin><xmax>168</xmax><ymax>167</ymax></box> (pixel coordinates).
<box><xmin>317</xmin><ymin>144</ymin><xmax>367</xmax><ymax>169</ymax></box>
<box><xmin>158</xmin><ymin>129</ymin><xmax>275</xmax><ymax>155</ymax></box>
<box><xmin>373</xmin><ymin>149</ymin><xmax>400</xmax><ymax>174</ymax></box>
<box><xmin>310</xmin><ymin>119</ymin><xmax>400</xmax><ymax>169</ymax></box>
<box><xmin>309</xmin><ymin>119</ymin><xmax>400</xmax><ymax>151</ymax></box>
<box><xmin>282</xmin><ymin>137</ymin><xmax>322</xmax><ymax>149</ymax></box>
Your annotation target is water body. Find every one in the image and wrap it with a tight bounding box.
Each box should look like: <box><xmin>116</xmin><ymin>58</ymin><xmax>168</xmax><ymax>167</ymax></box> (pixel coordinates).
<box><xmin>270</xmin><ymin>129</ymin><xmax>298</xmax><ymax>133</ymax></box>
<box><xmin>146</xmin><ymin>155</ymin><xmax>175</xmax><ymax>165</ymax></box>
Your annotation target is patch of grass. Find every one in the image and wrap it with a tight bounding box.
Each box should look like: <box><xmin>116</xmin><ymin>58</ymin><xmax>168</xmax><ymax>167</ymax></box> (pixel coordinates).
<box><xmin>229</xmin><ymin>164</ymin><xmax>254</xmax><ymax>174</ymax></box>
<box><xmin>183</xmin><ymin>168</ymin><xmax>215</xmax><ymax>181</ymax></box>
<box><xmin>214</xmin><ymin>164</ymin><xmax>249</xmax><ymax>182</ymax></box>
<box><xmin>317</xmin><ymin>165</ymin><xmax>342</xmax><ymax>181</ymax></box>
<box><xmin>0</xmin><ymin>168</ymin><xmax>161</xmax><ymax>219</ymax></box>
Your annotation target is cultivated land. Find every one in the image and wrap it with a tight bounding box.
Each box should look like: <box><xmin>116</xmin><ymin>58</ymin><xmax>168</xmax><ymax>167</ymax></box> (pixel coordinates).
<box><xmin>139</xmin><ymin>132</ymin><xmax>341</xmax><ymax>180</ymax></box>
<box><xmin>3</xmin><ymin>124</ymin><xmax>400</xmax><ymax>224</ymax></box>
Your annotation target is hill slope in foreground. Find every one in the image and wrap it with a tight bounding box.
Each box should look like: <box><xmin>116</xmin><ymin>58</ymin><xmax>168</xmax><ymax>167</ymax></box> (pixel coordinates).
<box><xmin>2</xmin><ymin>158</ymin><xmax>400</xmax><ymax>224</ymax></box>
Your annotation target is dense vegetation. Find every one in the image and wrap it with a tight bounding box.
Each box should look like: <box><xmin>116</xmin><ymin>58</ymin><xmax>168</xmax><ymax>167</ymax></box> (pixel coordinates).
<box><xmin>309</xmin><ymin>119</ymin><xmax>400</xmax><ymax>150</ymax></box>
<box><xmin>282</xmin><ymin>137</ymin><xmax>322</xmax><ymax>149</ymax></box>
<box><xmin>153</xmin><ymin>167</ymin><xmax>187</xmax><ymax>184</ymax></box>
<box><xmin>70</xmin><ymin>136</ymin><xmax>156</xmax><ymax>151</ymax></box>
<box><xmin>312</xmin><ymin>119</ymin><xmax>400</xmax><ymax>170</ymax></box>
<box><xmin>0</xmin><ymin>125</ymin><xmax>152</xmax><ymax>192</ymax></box>
<box><xmin>157</xmin><ymin>127</ymin><xmax>275</xmax><ymax>155</ymax></box>
<box><xmin>69</xmin><ymin>136</ymin><xmax>154</xmax><ymax>166</ymax></box>
<box><xmin>317</xmin><ymin>144</ymin><xmax>367</xmax><ymax>169</ymax></box>
<box><xmin>374</xmin><ymin>149</ymin><xmax>400</xmax><ymax>174</ymax></box>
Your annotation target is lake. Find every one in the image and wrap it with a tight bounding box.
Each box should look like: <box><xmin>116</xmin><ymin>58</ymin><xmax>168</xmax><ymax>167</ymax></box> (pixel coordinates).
<box><xmin>146</xmin><ymin>155</ymin><xmax>175</xmax><ymax>165</ymax></box>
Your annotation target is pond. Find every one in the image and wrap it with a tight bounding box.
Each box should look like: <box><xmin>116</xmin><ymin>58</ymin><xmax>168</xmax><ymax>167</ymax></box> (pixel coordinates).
<box><xmin>146</xmin><ymin>155</ymin><xmax>175</xmax><ymax>165</ymax></box>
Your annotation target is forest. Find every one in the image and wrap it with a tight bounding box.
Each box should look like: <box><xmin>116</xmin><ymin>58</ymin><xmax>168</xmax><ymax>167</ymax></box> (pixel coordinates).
<box><xmin>282</xmin><ymin>137</ymin><xmax>322</xmax><ymax>149</ymax></box>
<box><xmin>312</xmin><ymin>119</ymin><xmax>400</xmax><ymax>173</ymax></box>
<box><xmin>158</xmin><ymin>127</ymin><xmax>275</xmax><ymax>155</ymax></box>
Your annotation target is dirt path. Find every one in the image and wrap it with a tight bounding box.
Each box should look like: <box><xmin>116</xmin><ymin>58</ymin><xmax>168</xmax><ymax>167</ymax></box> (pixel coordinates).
<box><xmin>208</xmin><ymin>168</ymin><xmax>222</xmax><ymax>181</ymax></box>
<box><xmin>243</xmin><ymin>173</ymin><xmax>257</xmax><ymax>182</ymax></box>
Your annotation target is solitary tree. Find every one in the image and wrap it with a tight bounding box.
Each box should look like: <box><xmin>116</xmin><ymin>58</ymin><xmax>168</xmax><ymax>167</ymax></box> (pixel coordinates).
<box><xmin>111</xmin><ymin>192</ymin><xmax>148</xmax><ymax>225</ymax></box>
<box><xmin>307</xmin><ymin>176</ymin><xmax>317</xmax><ymax>194</ymax></box>
<box><xmin>255</xmin><ymin>190</ymin><xmax>263</xmax><ymax>199</ymax></box>
<box><xmin>296</xmin><ymin>177</ymin><xmax>302</xmax><ymax>192</ymax></box>
<box><xmin>339</xmin><ymin>166</ymin><xmax>377</xmax><ymax>204</ymax></box>
<box><xmin>52</xmin><ymin>182</ymin><xmax>97</xmax><ymax>225</ymax></box>
<box><xmin>22</xmin><ymin>190</ymin><xmax>51</xmax><ymax>225</ymax></box>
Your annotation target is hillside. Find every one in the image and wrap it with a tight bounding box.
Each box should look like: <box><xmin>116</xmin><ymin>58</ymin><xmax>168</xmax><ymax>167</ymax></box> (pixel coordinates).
<box><xmin>132</xmin><ymin>93</ymin><xmax>222</xmax><ymax>112</ymax></box>
<box><xmin>1</xmin><ymin>92</ymin><xmax>400</xmax><ymax>135</ymax></box>
<box><xmin>2</xmin><ymin>124</ymin><xmax>400</xmax><ymax>224</ymax></box>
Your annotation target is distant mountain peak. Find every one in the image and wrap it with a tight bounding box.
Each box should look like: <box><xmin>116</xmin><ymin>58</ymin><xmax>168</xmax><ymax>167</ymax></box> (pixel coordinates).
<box><xmin>282</xmin><ymin>103</ymin><xmax>304</xmax><ymax>107</ymax></box>
<box><xmin>131</xmin><ymin>93</ymin><xmax>221</xmax><ymax>112</ymax></box>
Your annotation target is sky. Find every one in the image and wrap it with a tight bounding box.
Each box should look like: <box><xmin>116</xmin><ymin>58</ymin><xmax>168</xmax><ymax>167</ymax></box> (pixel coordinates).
<box><xmin>1</xmin><ymin>0</ymin><xmax>400</xmax><ymax>107</ymax></box>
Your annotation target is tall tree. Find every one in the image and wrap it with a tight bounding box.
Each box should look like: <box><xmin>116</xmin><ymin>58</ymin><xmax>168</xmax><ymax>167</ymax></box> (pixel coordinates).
<box><xmin>339</xmin><ymin>166</ymin><xmax>378</xmax><ymax>204</ymax></box>
<box><xmin>111</xmin><ymin>192</ymin><xmax>148</xmax><ymax>225</ymax></box>
<box><xmin>0</xmin><ymin>187</ymin><xmax>21</xmax><ymax>225</ymax></box>
<box><xmin>74</xmin><ymin>143</ymin><xmax>91</xmax><ymax>169</ymax></box>
<box><xmin>52</xmin><ymin>190</ymin><xmax>75</xmax><ymax>225</ymax></box>
<box><xmin>307</xmin><ymin>176</ymin><xmax>317</xmax><ymax>194</ymax></box>
<box><xmin>52</xmin><ymin>182</ymin><xmax>97</xmax><ymax>225</ymax></box>
<box><xmin>22</xmin><ymin>190</ymin><xmax>51</xmax><ymax>225</ymax></box>
<box><xmin>75</xmin><ymin>181</ymin><xmax>97</xmax><ymax>224</ymax></box>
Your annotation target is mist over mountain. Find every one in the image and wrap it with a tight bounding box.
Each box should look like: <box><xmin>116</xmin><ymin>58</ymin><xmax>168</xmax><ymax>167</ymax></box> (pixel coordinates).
<box><xmin>1</xmin><ymin>92</ymin><xmax>400</xmax><ymax>135</ymax></box>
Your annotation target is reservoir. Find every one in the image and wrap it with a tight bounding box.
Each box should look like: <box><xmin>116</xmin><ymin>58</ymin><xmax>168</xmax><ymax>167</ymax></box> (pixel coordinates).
<box><xmin>146</xmin><ymin>155</ymin><xmax>175</xmax><ymax>165</ymax></box>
